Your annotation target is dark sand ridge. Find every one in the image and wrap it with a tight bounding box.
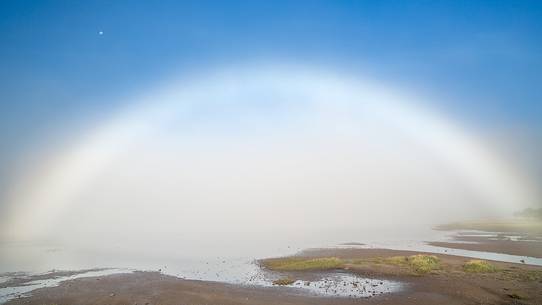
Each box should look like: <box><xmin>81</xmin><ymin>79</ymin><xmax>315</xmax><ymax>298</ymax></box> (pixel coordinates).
<box><xmin>7</xmin><ymin>248</ymin><xmax>542</xmax><ymax>305</ymax></box>
<box><xmin>429</xmin><ymin>238</ymin><xmax>542</xmax><ymax>258</ymax></box>
<box><xmin>429</xmin><ymin>219</ymin><xmax>542</xmax><ymax>258</ymax></box>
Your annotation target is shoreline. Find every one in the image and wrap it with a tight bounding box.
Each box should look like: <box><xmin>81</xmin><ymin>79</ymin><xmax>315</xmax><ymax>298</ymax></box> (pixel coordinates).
<box><xmin>4</xmin><ymin>219</ymin><xmax>542</xmax><ymax>305</ymax></box>
<box><xmin>428</xmin><ymin>239</ymin><xmax>542</xmax><ymax>259</ymax></box>
<box><xmin>5</xmin><ymin>247</ymin><xmax>542</xmax><ymax>305</ymax></box>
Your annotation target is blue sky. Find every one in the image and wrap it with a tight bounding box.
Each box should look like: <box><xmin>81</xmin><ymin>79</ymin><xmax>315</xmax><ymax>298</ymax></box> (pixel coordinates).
<box><xmin>1</xmin><ymin>1</ymin><xmax>541</xmax><ymax>175</ymax></box>
<box><xmin>2</xmin><ymin>1</ymin><xmax>542</xmax><ymax>248</ymax></box>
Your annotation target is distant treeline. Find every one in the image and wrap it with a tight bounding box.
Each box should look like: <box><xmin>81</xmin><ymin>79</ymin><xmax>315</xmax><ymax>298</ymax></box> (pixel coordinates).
<box><xmin>514</xmin><ymin>208</ymin><xmax>542</xmax><ymax>219</ymax></box>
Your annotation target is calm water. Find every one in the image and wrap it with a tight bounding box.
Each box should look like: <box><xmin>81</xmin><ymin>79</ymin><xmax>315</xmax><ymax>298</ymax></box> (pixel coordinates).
<box><xmin>1</xmin><ymin>224</ymin><xmax>444</xmax><ymax>274</ymax></box>
<box><xmin>1</xmin><ymin>224</ymin><xmax>541</xmax><ymax>303</ymax></box>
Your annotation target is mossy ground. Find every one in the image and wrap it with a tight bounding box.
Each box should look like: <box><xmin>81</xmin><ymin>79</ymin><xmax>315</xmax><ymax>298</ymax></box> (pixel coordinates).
<box><xmin>261</xmin><ymin>255</ymin><xmax>440</xmax><ymax>275</ymax></box>
<box><xmin>261</xmin><ymin>257</ymin><xmax>344</xmax><ymax>271</ymax></box>
<box><xmin>407</xmin><ymin>255</ymin><xmax>440</xmax><ymax>273</ymax></box>
<box><xmin>351</xmin><ymin>255</ymin><xmax>440</xmax><ymax>274</ymax></box>
<box><xmin>261</xmin><ymin>254</ymin><xmax>540</xmax><ymax>283</ymax></box>
<box><xmin>463</xmin><ymin>260</ymin><xmax>498</xmax><ymax>273</ymax></box>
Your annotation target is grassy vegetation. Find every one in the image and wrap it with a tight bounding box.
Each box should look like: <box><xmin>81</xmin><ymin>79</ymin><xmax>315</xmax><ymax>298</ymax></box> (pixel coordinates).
<box><xmin>272</xmin><ymin>277</ymin><xmax>296</xmax><ymax>285</ymax></box>
<box><xmin>463</xmin><ymin>260</ymin><xmax>498</xmax><ymax>273</ymax></box>
<box><xmin>262</xmin><ymin>255</ymin><xmax>441</xmax><ymax>274</ymax></box>
<box><xmin>351</xmin><ymin>255</ymin><xmax>441</xmax><ymax>274</ymax></box>
<box><xmin>261</xmin><ymin>257</ymin><xmax>344</xmax><ymax>271</ymax></box>
<box><xmin>261</xmin><ymin>255</ymin><xmax>541</xmax><ymax>283</ymax></box>
<box><xmin>408</xmin><ymin>255</ymin><xmax>440</xmax><ymax>274</ymax></box>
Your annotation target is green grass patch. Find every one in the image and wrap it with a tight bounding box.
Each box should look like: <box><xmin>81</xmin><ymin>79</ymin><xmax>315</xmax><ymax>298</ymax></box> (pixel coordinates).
<box><xmin>383</xmin><ymin>256</ymin><xmax>410</xmax><ymax>266</ymax></box>
<box><xmin>352</xmin><ymin>255</ymin><xmax>440</xmax><ymax>274</ymax></box>
<box><xmin>359</xmin><ymin>256</ymin><xmax>409</xmax><ymax>267</ymax></box>
<box><xmin>272</xmin><ymin>277</ymin><xmax>296</xmax><ymax>285</ymax></box>
<box><xmin>261</xmin><ymin>257</ymin><xmax>344</xmax><ymax>271</ymax></box>
<box><xmin>463</xmin><ymin>260</ymin><xmax>497</xmax><ymax>273</ymax></box>
<box><xmin>408</xmin><ymin>255</ymin><xmax>440</xmax><ymax>274</ymax></box>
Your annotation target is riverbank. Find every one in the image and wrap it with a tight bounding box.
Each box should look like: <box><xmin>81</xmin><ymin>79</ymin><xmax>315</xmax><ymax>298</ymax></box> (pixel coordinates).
<box><xmin>6</xmin><ymin>248</ymin><xmax>542</xmax><ymax>305</ymax></box>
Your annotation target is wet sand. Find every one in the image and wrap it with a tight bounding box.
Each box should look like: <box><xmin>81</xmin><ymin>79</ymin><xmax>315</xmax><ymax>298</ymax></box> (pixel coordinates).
<box><xmin>6</xmin><ymin>248</ymin><xmax>542</xmax><ymax>305</ymax></box>
<box><xmin>432</xmin><ymin>219</ymin><xmax>542</xmax><ymax>258</ymax></box>
<box><xmin>0</xmin><ymin>269</ymin><xmax>106</xmax><ymax>289</ymax></box>
<box><xmin>429</xmin><ymin>239</ymin><xmax>542</xmax><ymax>258</ymax></box>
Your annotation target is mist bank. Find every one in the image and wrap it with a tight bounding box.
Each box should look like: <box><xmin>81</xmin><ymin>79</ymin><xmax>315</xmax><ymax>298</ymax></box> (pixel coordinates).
<box><xmin>1</xmin><ymin>66</ymin><xmax>538</xmax><ymax>249</ymax></box>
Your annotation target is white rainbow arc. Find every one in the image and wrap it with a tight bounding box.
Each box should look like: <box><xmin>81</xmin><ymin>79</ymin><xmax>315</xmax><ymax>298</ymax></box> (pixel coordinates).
<box><xmin>3</xmin><ymin>64</ymin><xmax>538</xmax><ymax>240</ymax></box>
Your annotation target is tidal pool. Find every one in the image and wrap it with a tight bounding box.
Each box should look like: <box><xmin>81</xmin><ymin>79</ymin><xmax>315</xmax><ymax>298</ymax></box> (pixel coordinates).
<box><xmin>264</xmin><ymin>273</ymin><xmax>402</xmax><ymax>298</ymax></box>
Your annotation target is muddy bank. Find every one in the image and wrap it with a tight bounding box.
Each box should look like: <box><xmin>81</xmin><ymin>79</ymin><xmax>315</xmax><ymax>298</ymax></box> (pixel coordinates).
<box><xmin>433</xmin><ymin>218</ymin><xmax>542</xmax><ymax>258</ymax></box>
<box><xmin>3</xmin><ymin>271</ymin><xmax>410</xmax><ymax>305</ymax></box>
<box><xmin>1</xmin><ymin>270</ymin><xmax>480</xmax><ymax>305</ymax></box>
<box><xmin>261</xmin><ymin>248</ymin><xmax>542</xmax><ymax>304</ymax></box>
<box><xmin>429</xmin><ymin>239</ymin><xmax>542</xmax><ymax>258</ymax></box>
<box><xmin>7</xmin><ymin>248</ymin><xmax>542</xmax><ymax>305</ymax></box>
<box><xmin>0</xmin><ymin>269</ymin><xmax>107</xmax><ymax>289</ymax></box>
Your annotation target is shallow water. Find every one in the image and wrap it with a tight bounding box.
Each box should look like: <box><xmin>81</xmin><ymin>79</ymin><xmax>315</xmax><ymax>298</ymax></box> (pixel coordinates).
<box><xmin>0</xmin><ymin>269</ymin><xmax>131</xmax><ymax>303</ymax></box>
<box><xmin>350</xmin><ymin>229</ymin><xmax>542</xmax><ymax>265</ymax></box>
<box><xmin>338</xmin><ymin>243</ymin><xmax>542</xmax><ymax>266</ymax></box>
<box><xmin>0</xmin><ymin>224</ymin><xmax>426</xmax><ymax>302</ymax></box>
<box><xmin>1</xmin><ymin>225</ymin><xmax>540</xmax><ymax>303</ymax></box>
<box><xmin>0</xmin><ymin>224</ymin><xmax>445</xmax><ymax>273</ymax></box>
<box><xmin>267</xmin><ymin>273</ymin><xmax>402</xmax><ymax>298</ymax></box>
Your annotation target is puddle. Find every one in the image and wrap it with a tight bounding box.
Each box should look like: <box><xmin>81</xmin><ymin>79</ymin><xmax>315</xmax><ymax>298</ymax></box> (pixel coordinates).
<box><xmin>269</xmin><ymin>273</ymin><xmax>402</xmax><ymax>298</ymax></box>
